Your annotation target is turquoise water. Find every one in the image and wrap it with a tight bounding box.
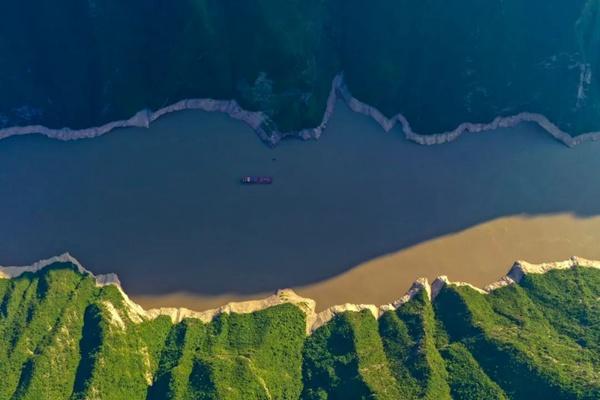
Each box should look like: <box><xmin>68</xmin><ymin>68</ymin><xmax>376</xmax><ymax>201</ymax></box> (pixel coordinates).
<box><xmin>1</xmin><ymin>102</ymin><xmax>600</xmax><ymax>296</ymax></box>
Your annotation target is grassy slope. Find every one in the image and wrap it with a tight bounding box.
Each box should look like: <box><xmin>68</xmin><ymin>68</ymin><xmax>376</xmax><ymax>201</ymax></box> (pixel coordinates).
<box><xmin>191</xmin><ymin>304</ymin><xmax>306</xmax><ymax>399</ymax></box>
<box><xmin>0</xmin><ymin>263</ymin><xmax>598</xmax><ymax>398</ymax></box>
<box><xmin>0</xmin><ymin>265</ymin><xmax>94</xmax><ymax>399</ymax></box>
<box><xmin>70</xmin><ymin>285</ymin><xmax>172</xmax><ymax>400</ymax></box>
<box><xmin>434</xmin><ymin>268</ymin><xmax>600</xmax><ymax>400</ymax></box>
<box><xmin>440</xmin><ymin>343</ymin><xmax>507</xmax><ymax>400</ymax></box>
<box><xmin>1</xmin><ymin>1</ymin><xmax>600</xmax><ymax>135</ymax></box>
<box><xmin>302</xmin><ymin>313</ymin><xmax>373</xmax><ymax>399</ymax></box>
<box><xmin>379</xmin><ymin>290</ymin><xmax>451</xmax><ymax>399</ymax></box>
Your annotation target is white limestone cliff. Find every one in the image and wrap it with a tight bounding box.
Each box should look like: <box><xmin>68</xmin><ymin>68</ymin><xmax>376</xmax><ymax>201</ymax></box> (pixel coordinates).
<box><xmin>2</xmin><ymin>74</ymin><xmax>600</xmax><ymax>148</ymax></box>
<box><xmin>432</xmin><ymin>255</ymin><xmax>600</xmax><ymax>298</ymax></box>
<box><xmin>1</xmin><ymin>254</ymin><xmax>599</xmax><ymax>334</ymax></box>
<box><xmin>0</xmin><ymin>252</ymin><xmax>120</xmax><ymax>287</ymax></box>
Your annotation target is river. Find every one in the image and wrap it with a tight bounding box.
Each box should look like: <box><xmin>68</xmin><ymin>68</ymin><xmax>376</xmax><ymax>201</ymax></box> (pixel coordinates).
<box><xmin>1</xmin><ymin>101</ymin><xmax>600</xmax><ymax>309</ymax></box>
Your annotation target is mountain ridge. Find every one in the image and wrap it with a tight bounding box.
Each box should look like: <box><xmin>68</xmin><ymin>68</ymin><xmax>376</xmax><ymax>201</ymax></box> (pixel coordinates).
<box><xmin>2</xmin><ymin>1</ymin><xmax>600</xmax><ymax>146</ymax></box>
<box><xmin>1</xmin><ymin>253</ymin><xmax>598</xmax><ymax>398</ymax></box>
<box><xmin>2</xmin><ymin>253</ymin><xmax>598</xmax><ymax>334</ymax></box>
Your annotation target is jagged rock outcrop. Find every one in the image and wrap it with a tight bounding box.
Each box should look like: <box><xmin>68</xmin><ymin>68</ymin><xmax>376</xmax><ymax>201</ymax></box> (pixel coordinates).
<box><xmin>2</xmin><ymin>253</ymin><xmax>599</xmax><ymax>334</ymax></box>
<box><xmin>3</xmin><ymin>74</ymin><xmax>600</xmax><ymax>149</ymax></box>
<box><xmin>1</xmin><ymin>253</ymin><xmax>598</xmax><ymax>399</ymax></box>
<box><xmin>0</xmin><ymin>252</ymin><xmax>119</xmax><ymax>286</ymax></box>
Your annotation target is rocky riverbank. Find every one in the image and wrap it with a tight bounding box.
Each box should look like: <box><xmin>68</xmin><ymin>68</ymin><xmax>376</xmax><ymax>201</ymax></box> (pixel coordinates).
<box><xmin>2</xmin><ymin>253</ymin><xmax>598</xmax><ymax>334</ymax></box>
<box><xmin>3</xmin><ymin>74</ymin><xmax>600</xmax><ymax>148</ymax></box>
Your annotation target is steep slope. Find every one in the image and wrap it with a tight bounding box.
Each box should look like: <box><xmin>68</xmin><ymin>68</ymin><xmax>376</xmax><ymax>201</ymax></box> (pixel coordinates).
<box><xmin>0</xmin><ymin>256</ymin><xmax>598</xmax><ymax>399</ymax></box>
<box><xmin>434</xmin><ymin>268</ymin><xmax>600</xmax><ymax>400</ymax></box>
<box><xmin>1</xmin><ymin>1</ymin><xmax>600</xmax><ymax>143</ymax></box>
<box><xmin>378</xmin><ymin>289</ymin><xmax>450</xmax><ymax>399</ymax></box>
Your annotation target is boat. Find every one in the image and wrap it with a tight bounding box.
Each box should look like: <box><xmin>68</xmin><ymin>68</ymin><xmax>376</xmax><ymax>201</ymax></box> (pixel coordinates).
<box><xmin>240</xmin><ymin>176</ymin><xmax>273</xmax><ymax>184</ymax></box>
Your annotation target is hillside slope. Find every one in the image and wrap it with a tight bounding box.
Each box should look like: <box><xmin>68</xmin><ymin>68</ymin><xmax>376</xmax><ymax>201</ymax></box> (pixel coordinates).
<box><xmin>1</xmin><ymin>1</ymin><xmax>600</xmax><ymax>141</ymax></box>
<box><xmin>0</xmin><ymin>257</ymin><xmax>598</xmax><ymax>399</ymax></box>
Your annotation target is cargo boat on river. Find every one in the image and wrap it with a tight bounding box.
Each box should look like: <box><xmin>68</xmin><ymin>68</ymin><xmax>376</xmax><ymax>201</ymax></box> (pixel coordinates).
<box><xmin>241</xmin><ymin>176</ymin><xmax>273</xmax><ymax>184</ymax></box>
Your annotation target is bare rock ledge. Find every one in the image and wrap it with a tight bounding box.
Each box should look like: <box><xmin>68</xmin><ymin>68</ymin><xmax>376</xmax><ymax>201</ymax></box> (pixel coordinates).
<box><xmin>2</xmin><ymin>74</ymin><xmax>600</xmax><ymax>148</ymax></box>
<box><xmin>1</xmin><ymin>253</ymin><xmax>598</xmax><ymax>334</ymax></box>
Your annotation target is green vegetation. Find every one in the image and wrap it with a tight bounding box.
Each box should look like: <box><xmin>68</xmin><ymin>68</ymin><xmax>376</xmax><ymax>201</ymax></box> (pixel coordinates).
<box><xmin>440</xmin><ymin>343</ymin><xmax>507</xmax><ymax>400</ymax></box>
<box><xmin>2</xmin><ymin>1</ymin><xmax>600</xmax><ymax>137</ymax></box>
<box><xmin>379</xmin><ymin>290</ymin><xmax>450</xmax><ymax>399</ymax></box>
<box><xmin>148</xmin><ymin>304</ymin><xmax>307</xmax><ymax>400</ymax></box>
<box><xmin>0</xmin><ymin>262</ymin><xmax>598</xmax><ymax>398</ymax></box>
<box><xmin>434</xmin><ymin>268</ymin><xmax>600</xmax><ymax>400</ymax></box>
<box><xmin>302</xmin><ymin>311</ymin><xmax>401</xmax><ymax>399</ymax></box>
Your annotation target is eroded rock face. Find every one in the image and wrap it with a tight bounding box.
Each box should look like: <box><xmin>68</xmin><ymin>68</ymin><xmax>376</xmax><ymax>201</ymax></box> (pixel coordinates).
<box><xmin>0</xmin><ymin>99</ymin><xmax>266</xmax><ymax>142</ymax></box>
<box><xmin>0</xmin><ymin>252</ymin><xmax>119</xmax><ymax>286</ymax></box>
<box><xmin>2</xmin><ymin>252</ymin><xmax>597</xmax><ymax>399</ymax></box>
<box><xmin>3</xmin><ymin>253</ymin><xmax>599</xmax><ymax>334</ymax></box>
<box><xmin>3</xmin><ymin>74</ymin><xmax>600</xmax><ymax>149</ymax></box>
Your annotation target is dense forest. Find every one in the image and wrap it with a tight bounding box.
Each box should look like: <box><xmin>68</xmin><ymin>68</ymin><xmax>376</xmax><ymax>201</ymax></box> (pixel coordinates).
<box><xmin>1</xmin><ymin>0</ymin><xmax>599</xmax><ymax>136</ymax></box>
<box><xmin>0</xmin><ymin>262</ymin><xmax>598</xmax><ymax>399</ymax></box>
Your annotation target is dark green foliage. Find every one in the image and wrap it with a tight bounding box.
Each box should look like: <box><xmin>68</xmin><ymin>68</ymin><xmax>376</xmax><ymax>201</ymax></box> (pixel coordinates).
<box><xmin>147</xmin><ymin>321</ymin><xmax>197</xmax><ymax>399</ymax></box>
<box><xmin>0</xmin><ymin>264</ymin><xmax>95</xmax><ymax>399</ymax></box>
<box><xmin>302</xmin><ymin>310</ymin><xmax>401</xmax><ymax>399</ymax></box>
<box><xmin>441</xmin><ymin>343</ymin><xmax>507</xmax><ymax>400</ymax></box>
<box><xmin>2</xmin><ymin>1</ymin><xmax>600</xmax><ymax>137</ymax></box>
<box><xmin>70</xmin><ymin>285</ymin><xmax>172</xmax><ymax>400</ymax></box>
<box><xmin>0</xmin><ymin>262</ymin><xmax>599</xmax><ymax>398</ymax></box>
<box><xmin>518</xmin><ymin>267</ymin><xmax>600</xmax><ymax>353</ymax></box>
<box><xmin>379</xmin><ymin>290</ymin><xmax>450</xmax><ymax>399</ymax></box>
<box><xmin>191</xmin><ymin>304</ymin><xmax>307</xmax><ymax>399</ymax></box>
<box><xmin>302</xmin><ymin>313</ymin><xmax>373</xmax><ymax>399</ymax></box>
<box><xmin>344</xmin><ymin>311</ymin><xmax>401</xmax><ymax>399</ymax></box>
<box><xmin>338</xmin><ymin>0</ymin><xmax>600</xmax><ymax>134</ymax></box>
<box><xmin>15</xmin><ymin>275</ymin><xmax>97</xmax><ymax>400</ymax></box>
<box><xmin>150</xmin><ymin>303</ymin><xmax>307</xmax><ymax>399</ymax></box>
<box><xmin>435</xmin><ymin>280</ymin><xmax>600</xmax><ymax>400</ymax></box>
<box><xmin>378</xmin><ymin>311</ymin><xmax>422</xmax><ymax>398</ymax></box>
<box><xmin>0</xmin><ymin>0</ymin><xmax>338</xmax><ymax>134</ymax></box>
<box><xmin>72</xmin><ymin>304</ymin><xmax>104</xmax><ymax>397</ymax></box>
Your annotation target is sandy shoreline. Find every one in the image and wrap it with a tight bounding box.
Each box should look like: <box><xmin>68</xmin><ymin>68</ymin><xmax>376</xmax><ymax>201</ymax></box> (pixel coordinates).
<box><xmin>131</xmin><ymin>213</ymin><xmax>600</xmax><ymax>311</ymax></box>
<box><xmin>2</xmin><ymin>74</ymin><xmax>600</xmax><ymax>148</ymax></box>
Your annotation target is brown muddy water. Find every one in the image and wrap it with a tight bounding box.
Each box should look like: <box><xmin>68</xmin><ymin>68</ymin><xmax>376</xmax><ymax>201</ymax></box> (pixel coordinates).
<box><xmin>1</xmin><ymin>101</ymin><xmax>600</xmax><ymax>310</ymax></box>
<box><xmin>135</xmin><ymin>214</ymin><xmax>600</xmax><ymax>310</ymax></box>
